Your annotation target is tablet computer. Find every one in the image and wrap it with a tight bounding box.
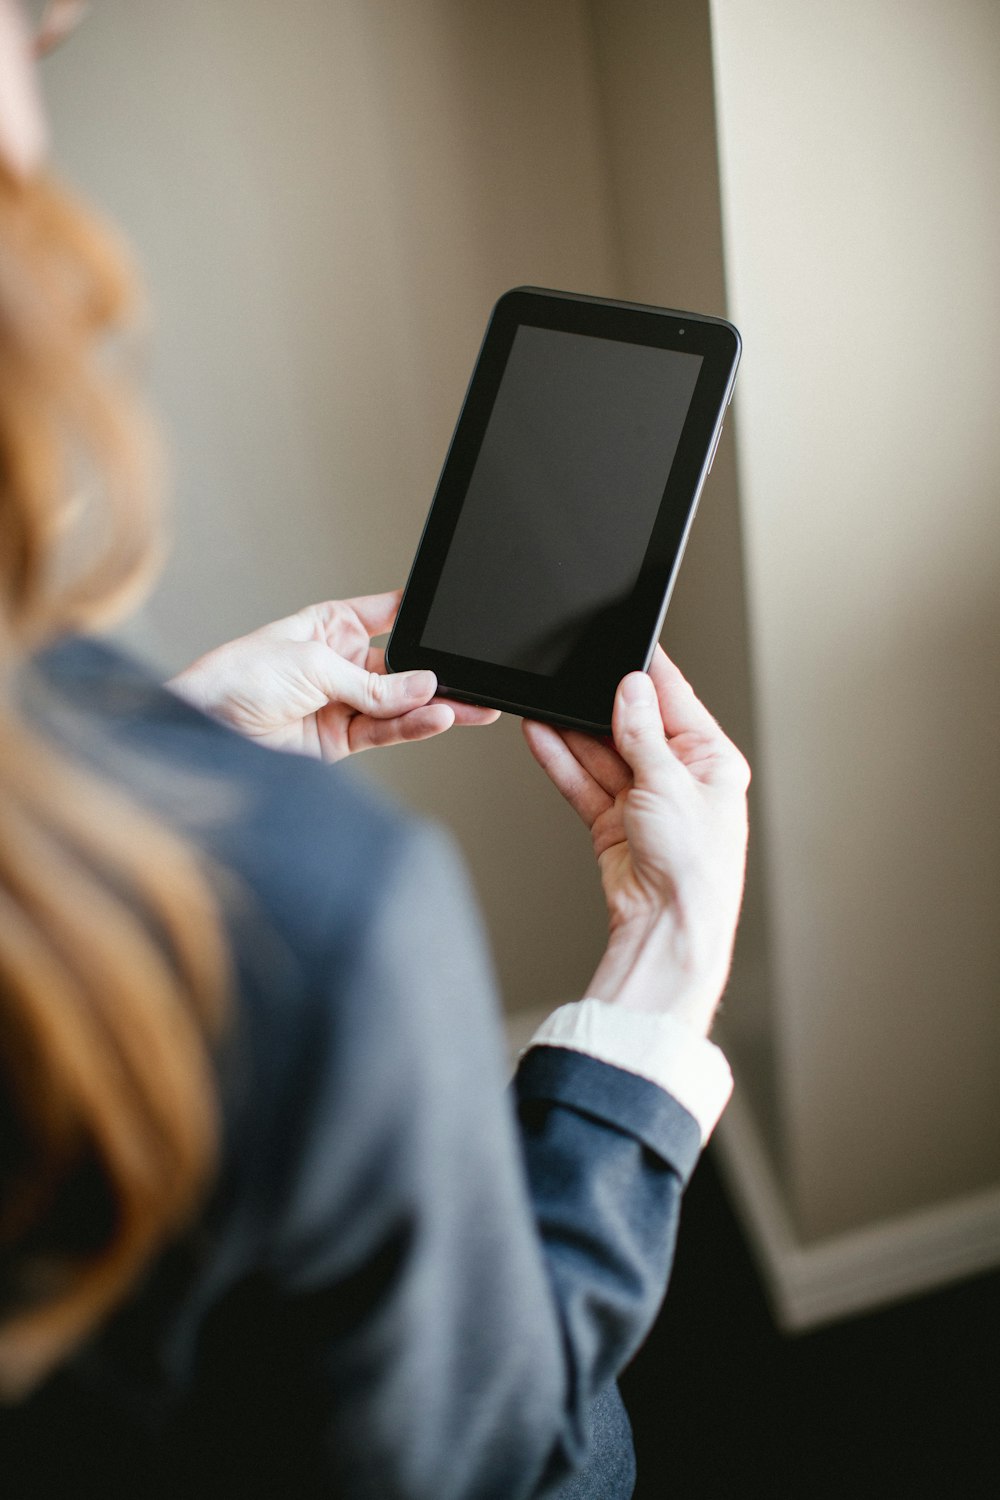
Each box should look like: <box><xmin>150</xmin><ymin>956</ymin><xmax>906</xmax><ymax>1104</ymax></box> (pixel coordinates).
<box><xmin>386</xmin><ymin>286</ymin><xmax>740</xmax><ymax>734</ymax></box>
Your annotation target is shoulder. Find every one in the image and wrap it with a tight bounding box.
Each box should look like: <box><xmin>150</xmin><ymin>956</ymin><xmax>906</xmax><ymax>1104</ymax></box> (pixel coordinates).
<box><xmin>33</xmin><ymin>632</ymin><xmax>455</xmax><ymax>989</ymax></box>
<box><xmin>35</xmin><ymin>635</ymin><xmax>479</xmax><ymax>1257</ymax></box>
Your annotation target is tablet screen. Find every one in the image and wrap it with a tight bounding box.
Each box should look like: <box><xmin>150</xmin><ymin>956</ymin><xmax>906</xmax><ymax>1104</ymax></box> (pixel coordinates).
<box><xmin>388</xmin><ymin>288</ymin><xmax>740</xmax><ymax>732</ymax></box>
<box><xmin>420</xmin><ymin>325</ymin><xmax>703</xmax><ymax>676</ymax></box>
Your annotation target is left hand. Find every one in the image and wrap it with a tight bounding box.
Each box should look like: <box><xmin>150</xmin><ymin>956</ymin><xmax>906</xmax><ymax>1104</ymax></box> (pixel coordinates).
<box><xmin>168</xmin><ymin>590</ymin><xmax>499</xmax><ymax>762</ymax></box>
<box><xmin>521</xmin><ymin>647</ymin><xmax>750</xmax><ymax>1032</ymax></box>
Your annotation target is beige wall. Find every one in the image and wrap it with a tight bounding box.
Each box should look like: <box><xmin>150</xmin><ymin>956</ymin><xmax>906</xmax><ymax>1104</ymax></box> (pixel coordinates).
<box><xmin>44</xmin><ymin>0</ymin><xmax>999</xmax><ymax>1271</ymax></box>
<box><xmin>44</xmin><ymin>0</ymin><xmax>619</xmax><ymax>1014</ymax></box>
<box><xmin>710</xmin><ymin>0</ymin><xmax>1000</xmax><ymax>1238</ymax></box>
<box><xmin>46</xmin><ymin>0</ymin><xmax>766</xmax><ymax>1038</ymax></box>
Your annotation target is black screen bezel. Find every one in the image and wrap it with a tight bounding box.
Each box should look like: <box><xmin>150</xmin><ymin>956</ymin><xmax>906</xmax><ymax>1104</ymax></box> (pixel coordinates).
<box><xmin>386</xmin><ymin>287</ymin><xmax>740</xmax><ymax>733</ymax></box>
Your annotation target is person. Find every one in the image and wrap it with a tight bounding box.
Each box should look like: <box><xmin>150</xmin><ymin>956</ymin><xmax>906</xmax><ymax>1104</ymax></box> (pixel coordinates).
<box><xmin>0</xmin><ymin>3</ymin><xmax>751</xmax><ymax>1496</ymax></box>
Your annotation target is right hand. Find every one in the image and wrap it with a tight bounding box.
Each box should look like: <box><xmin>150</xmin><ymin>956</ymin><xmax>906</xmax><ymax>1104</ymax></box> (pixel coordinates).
<box><xmin>168</xmin><ymin>591</ymin><xmax>499</xmax><ymax>762</ymax></box>
<box><xmin>522</xmin><ymin>649</ymin><xmax>750</xmax><ymax>1034</ymax></box>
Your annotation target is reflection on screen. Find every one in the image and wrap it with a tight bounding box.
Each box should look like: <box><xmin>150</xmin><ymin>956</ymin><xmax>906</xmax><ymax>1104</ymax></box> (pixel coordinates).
<box><xmin>420</xmin><ymin>325</ymin><xmax>703</xmax><ymax>676</ymax></box>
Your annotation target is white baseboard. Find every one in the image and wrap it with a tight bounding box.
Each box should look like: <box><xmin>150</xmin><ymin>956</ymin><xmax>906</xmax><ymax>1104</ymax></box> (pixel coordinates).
<box><xmin>505</xmin><ymin>1005</ymin><xmax>1000</xmax><ymax>1332</ymax></box>
<box><xmin>713</xmin><ymin>1088</ymin><xmax>1000</xmax><ymax>1332</ymax></box>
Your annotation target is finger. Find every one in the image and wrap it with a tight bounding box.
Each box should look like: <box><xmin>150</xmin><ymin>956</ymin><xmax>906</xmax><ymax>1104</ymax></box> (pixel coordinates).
<box><xmin>560</xmin><ymin>728</ymin><xmax>631</xmax><ymax>799</ymax></box>
<box><xmin>437</xmin><ymin>699</ymin><xmax>502</xmax><ymax>727</ymax></box>
<box><xmin>343</xmin><ymin>589</ymin><xmax>404</xmax><ymax>639</ymax></box>
<box><xmin>362</xmin><ymin>649</ymin><xmax>499</xmax><ymax>726</ymax></box>
<box><xmin>648</xmin><ymin>648</ymin><xmax>750</xmax><ymax>788</ymax></box>
<box><xmin>348</xmin><ymin>702</ymin><xmax>455</xmax><ymax>752</ymax></box>
<box><xmin>522</xmin><ymin>719</ymin><xmax>613</xmax><ymax>826</ymax></box>
<box><xmin>648</xmin><ymin>647</ymin><xmax>727</xmax><ymax>742</ymax></box>
<box><xmin>302</xmin><ymin>642</ymin><xmax>437</xmax><ymax>719</ymax></box>
<box><xmin>612</xmin><ymin>671</ymin><xmax>679</xmax><ymax>793</ymax></box>
<box><xmin>360</xmin><ymin>646</ymin><xmax>500</xmax><ymax>725</ymax></box>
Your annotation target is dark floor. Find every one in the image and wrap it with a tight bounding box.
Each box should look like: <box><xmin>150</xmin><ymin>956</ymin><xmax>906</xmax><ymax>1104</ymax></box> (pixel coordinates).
<box><xmin>621</xmin><ymin>1149</ymin><xmax>1000</xmax><ymax>1499</ymax></box>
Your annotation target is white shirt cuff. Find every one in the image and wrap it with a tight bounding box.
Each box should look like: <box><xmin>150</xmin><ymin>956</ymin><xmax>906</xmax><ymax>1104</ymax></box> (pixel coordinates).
<box><xmin>522</xmin><ymin>997</ymin><xmax>733</xmax><ymax>1146</ymax></box>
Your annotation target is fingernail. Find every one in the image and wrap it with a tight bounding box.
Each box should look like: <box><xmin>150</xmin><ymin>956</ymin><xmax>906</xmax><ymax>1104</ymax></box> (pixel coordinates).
<box><xmin>404</xmin><ymin>670</ymin><xmax>436</xmax><ymax>702</ymax></box>
<box><xmin>621</xmin><ymin>672</ymin><xmax>653</xmax><ymax>705</ymax></box>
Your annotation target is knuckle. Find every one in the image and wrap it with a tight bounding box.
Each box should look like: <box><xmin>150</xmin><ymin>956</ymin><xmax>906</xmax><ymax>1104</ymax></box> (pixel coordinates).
<box><xmin>363</xmin><ymin>670</ymin><xmax>387</xmax><ymax>712</ymax></box>
<box><xmin>730</xmin><ymin>746</ymin><xmax>752</xmax><ymax>789</ymax></box>
<box><xmin>709</xmin><ymin>730</ymin><xmax>750</xmax><ymax>788</ymax></box>
<box><xmin>726</xmin><ymin>748</ymin><xmax>752</xmax><ymax>792</ymax></box>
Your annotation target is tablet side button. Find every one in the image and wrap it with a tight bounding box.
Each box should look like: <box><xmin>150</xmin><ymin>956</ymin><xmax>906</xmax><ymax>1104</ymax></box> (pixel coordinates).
<box><xmin>707</xmin><ymin>420</ymin><xmax>724</xmax><ymax>473</ymax></box>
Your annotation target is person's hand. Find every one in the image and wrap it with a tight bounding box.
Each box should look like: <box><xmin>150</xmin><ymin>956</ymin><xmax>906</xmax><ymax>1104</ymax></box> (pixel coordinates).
<box><xmin>522</xmin><ymin>649</ymin><xmax>750</xmax><ymax>1034</ymax></box>
<box><xmin>168</xmin><ymin>590</ymin><xmax>499</xmax><ymax>762</ymax></box>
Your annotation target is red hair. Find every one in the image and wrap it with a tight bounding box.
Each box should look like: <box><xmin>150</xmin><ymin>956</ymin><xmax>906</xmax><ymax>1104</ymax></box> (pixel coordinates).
<box><xmin>0</xmin><ymin>167</ymin><xmax>226</xmax><ymax>1399</ymax></box>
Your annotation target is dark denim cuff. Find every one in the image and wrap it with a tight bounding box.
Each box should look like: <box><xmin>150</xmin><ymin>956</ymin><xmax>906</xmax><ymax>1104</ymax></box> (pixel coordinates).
<box><xmin>515</xmin><ymin>1045</ymin><xmax>703</xmax><ymax>1186</ymax></box>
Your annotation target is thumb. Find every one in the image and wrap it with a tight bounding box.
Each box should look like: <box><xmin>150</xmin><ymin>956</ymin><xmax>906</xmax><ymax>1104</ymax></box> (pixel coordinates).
<box><xmin>358</xmin><ymin>665</ymin><xmax>439</xmax><ymax>719</ymax></box>
<box><xmin>612</xmin><ymin>671</ymin><xmax>675</xmax><ymax>791</ymax></box>
<box><xmin>302</xmin><ymin>644</ymin><xmax>437</xmax><ymax>719</ymax></box>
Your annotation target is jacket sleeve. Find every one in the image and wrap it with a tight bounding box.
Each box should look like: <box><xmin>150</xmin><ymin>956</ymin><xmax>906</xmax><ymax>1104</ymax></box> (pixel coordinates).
<box><xmin>248</xmin><ymin>822</ymin><xmax>703</xmax><ymax>1500</ymax></box>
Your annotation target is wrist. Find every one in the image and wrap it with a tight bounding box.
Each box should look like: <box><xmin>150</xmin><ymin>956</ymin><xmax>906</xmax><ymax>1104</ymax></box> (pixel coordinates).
<box><xmin>166</xmin><ymin>659</ymin><xmax>235</xmax><ymax>726</ymax></box>
<box><xmin>166</xmin><ymin>661</ymin><xmax>211</xmax><ymax>710</ymax></box>
<box><xmin>586</xmin><ymin>916</ymin><xmax>729</xmax><ymax>1037</ymax></box>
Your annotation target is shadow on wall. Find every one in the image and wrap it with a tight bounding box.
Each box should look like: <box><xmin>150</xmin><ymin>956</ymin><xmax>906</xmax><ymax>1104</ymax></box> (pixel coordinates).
<box><xmin>780</xmin><ymin>575</ymin><xmax>1000</xmax><ymax>1238</ymax></box>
